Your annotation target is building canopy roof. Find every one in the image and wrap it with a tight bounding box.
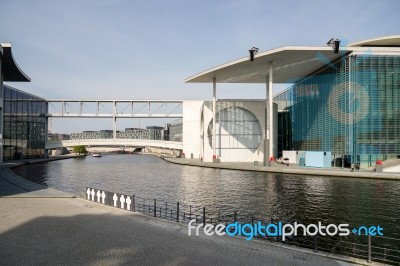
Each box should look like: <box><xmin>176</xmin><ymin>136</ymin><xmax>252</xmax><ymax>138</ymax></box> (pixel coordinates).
<box><xmin>185</xmin><ymin>35</ymin><xmax>400</xmax><ymax>84</ymax></box>
<box><xmin>349</xmin><ymin>35</ymin><xmax>400</xmax><ymax>47</ymax></box>
<box><xmin>0</xmin><ymin>43</ymin><xmax>30</xmax><ymax>82</ymax></box>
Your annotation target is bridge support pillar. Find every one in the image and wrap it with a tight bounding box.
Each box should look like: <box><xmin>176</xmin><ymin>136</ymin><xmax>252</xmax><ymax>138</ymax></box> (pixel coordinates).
<box><xmin>113</xmin><ymin>117</ymin><xmax>117</xmax><ymax>140</ymax></box>
<box><xmin>112</xmin><ymin>100</ymin><xmax>117</xmax><ymax>140</ymax></box>
<box><xmin>45</xmin><ymin>102</ymin><xmax>49</xmax><ymax>158</ymax></box>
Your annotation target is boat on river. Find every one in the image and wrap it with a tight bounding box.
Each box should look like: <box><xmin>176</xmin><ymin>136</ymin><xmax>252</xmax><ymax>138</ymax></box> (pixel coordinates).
<box><xmin>92</xmin><ymin>153</ymin><xmax>102</xmax><ymax>157</ymax></box>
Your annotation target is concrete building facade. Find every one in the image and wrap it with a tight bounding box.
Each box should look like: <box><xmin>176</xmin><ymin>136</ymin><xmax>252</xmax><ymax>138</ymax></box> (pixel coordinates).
<box><xmin>182</xmin><ymin>100</ymin><xmax>277</xmax><ymax>163</ymax></box>
<box><xmin>167</xmin><ymin>119</ymin><xmax>183</xmax><ymax>142</ymax></box>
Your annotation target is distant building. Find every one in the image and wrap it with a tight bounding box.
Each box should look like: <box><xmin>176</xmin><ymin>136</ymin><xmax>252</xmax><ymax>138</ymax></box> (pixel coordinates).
<box><xmin>146</xmin><ymin>126</ymin><xmax>165</xmax><ymax>140</ymax></box>
<box><xmin>167</xmin><ymin>119</ymin><xmax>182</xmax><ymax>142</ymax></box>
<box><xmin>70</xmin><ymin>127</ymin><xmax>166</xmax><ymax>141</ymax></box>
<box><xmin>48</xmin><ymin>133</ymin><xmax>71</xmax><ymax>141</ymax></box>
<box><xmin>118</xmin><ymin>128</ymin><xmax>150</xmax><ymax>139</ymax></box>
<box><xmin>71</xmin><ymin>130</ymin><xmax>115</xmax><ymax>140</ymax></box>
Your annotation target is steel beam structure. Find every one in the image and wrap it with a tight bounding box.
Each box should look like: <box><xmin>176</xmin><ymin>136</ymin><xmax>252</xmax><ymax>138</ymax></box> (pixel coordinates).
<box><xmin>46</xmin><ymin>100</ymin><xmax>183</xmax><ymax>118</ymax></box>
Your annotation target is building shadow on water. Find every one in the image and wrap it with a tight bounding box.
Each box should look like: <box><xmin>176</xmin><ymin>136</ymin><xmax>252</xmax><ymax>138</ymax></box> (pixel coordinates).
<box><xmin>0</xmin><ymin>166</ymin><xmax>51</xmax><ymax>197</ymax></box>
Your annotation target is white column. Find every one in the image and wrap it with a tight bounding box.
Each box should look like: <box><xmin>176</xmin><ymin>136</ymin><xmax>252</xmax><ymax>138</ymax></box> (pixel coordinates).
<box><xmin>212</xmin><ymin>78</ymin><xmax>216</xmax><ymax>158</ymax></box>
<box><xmin>264</xmin><ymin>75</ymin><xmax>268</xmax><ymax>166</ymax></box>
<box><xmin>269</xmin><ymin>62</ymin><xmax>274</xmax><ymax>159</ymax></box>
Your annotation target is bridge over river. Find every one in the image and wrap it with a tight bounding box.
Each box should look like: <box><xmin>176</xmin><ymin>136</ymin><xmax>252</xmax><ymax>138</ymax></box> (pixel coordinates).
<box><xmin>46</xmin><ymin>139</ymin><xmax>183</xmax><ymax>154</ymax></box>
<box><xmin>45</xmin><ymin>99</ymin><xmax>184</xmax><ymax>154</ymax></box>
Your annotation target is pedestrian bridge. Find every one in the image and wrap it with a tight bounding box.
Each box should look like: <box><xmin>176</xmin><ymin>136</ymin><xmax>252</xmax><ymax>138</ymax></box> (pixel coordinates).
<box><xmin>46</xmin><ymin>139</ymin><xmax>183</xmax><ymax>150</ymax></box>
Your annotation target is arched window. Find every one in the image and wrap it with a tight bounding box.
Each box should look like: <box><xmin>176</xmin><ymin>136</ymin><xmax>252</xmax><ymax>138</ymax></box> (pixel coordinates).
<box><xmin>208</xmin><ymin>107</ymin><xmax>262</xmax><ymax>155</ymax></box>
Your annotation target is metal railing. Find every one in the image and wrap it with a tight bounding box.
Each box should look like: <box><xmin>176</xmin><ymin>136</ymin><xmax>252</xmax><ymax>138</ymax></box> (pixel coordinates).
<box><xmin>85</xmin><ymin>188</ymin><xmax>400</xmax><ymax>265</ymax></box>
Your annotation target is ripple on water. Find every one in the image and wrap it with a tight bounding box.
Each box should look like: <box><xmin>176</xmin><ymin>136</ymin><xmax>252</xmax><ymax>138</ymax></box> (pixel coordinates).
<box><xmin>13</xmin><ymin>154</ymin><xmax>400</xmax><ymax>242</ymax></box>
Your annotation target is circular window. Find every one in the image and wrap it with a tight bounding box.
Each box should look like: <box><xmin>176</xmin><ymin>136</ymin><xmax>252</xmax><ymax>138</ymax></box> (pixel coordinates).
<box><xmin>208</xmin><ymin>107</ymin><xmax>262</xmax><ymax>152</ymax></box>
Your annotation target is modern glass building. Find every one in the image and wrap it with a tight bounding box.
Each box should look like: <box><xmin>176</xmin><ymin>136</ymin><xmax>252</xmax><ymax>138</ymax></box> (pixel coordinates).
<box><xmin>274</xmin><ymin>44</ymin><xmax>400</xmax><ymax>167</ymax></box>
<box><xmin>3</xmin><ymin>85</ymin><xmax>47</xmax><ymax>160</ymax></box>
<box><xmin>1</xmin><ymin>43</ymin><xmax>47</xmax><ymax>162</ymax></box>
<box><xmin>185</xmin><ymin>35</ymin><xmax>400</xmax><ymax>167</ymax></box>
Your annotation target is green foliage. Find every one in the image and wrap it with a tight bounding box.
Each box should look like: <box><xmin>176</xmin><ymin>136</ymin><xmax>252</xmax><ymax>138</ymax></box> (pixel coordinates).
<box><xmin>72</xmin><ymin>145</ymin><xmax>87</xmax><ymax>155</ymax></box>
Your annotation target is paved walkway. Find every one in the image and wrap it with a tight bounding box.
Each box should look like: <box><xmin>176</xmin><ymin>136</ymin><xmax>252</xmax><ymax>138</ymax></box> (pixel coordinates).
<box><xmin>163</xmin><ymin>158</ymin><xmax>400</xmax><ymax>180</ymax></box>
<box><xmin>0</xmin><ymin>157</ymin><xmax>365</xmax><ymax>265</ymax></box>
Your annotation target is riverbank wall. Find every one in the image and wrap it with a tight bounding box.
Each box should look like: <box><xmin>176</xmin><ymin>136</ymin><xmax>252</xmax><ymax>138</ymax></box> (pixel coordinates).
<box><xmin>163</xmin><ymin>157</ymin><xmax>400</xmax><ymax>180</ymax></box>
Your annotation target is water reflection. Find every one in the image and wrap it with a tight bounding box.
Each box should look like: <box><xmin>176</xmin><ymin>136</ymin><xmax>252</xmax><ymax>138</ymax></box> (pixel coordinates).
<box><xmin>13</xmin><ymin>154</ymin><xmax>400</xmax><ymax>240</ymax></box>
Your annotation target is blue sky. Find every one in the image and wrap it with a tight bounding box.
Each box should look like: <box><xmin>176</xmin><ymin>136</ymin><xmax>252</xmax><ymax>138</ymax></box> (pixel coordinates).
<box><xmin>1</xmin><ymin>0</ymin><xmax>399</xmax><ymax>132</ymax></box>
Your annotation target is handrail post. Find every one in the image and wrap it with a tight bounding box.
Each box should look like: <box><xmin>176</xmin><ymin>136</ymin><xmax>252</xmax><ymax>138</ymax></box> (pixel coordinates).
<box><xmin>154</xmin><ymin>199</ymin><xmax>156</xmax><ymax>217</ymax></box>
<box><xmin>383</xmin><ymin>248</ymin><xmax>386</xmax><ymax>261</ymax></box>
<box><xmin>368</xmin><ymin>234</ymin><xmax>371</xmax><ymax>263</ymax></box>
<box><xmin>203</xmin><ymin>207</ymin><xmax>206</xmax><ymax>226</ymax></box>
<box><xmin>176</xmin><ymin>202</ymin><xmax>179</xmax><ymax>222</ymax></box>
<box><xmin>314</xmin><ymin>235</ymin><xmax>318</xmax><ymax>252</ymax></box>
<box><xmin>132</xmin><ymin>195</ymin><xmax>135</xmax><ymax>212</ymax></box>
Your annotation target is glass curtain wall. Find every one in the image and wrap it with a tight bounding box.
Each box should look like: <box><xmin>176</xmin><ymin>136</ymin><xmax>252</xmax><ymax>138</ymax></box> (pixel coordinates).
<box><xmin>353</xmin><ymin>55</ymin><xmax>400</xmax><ymax>166</ymax></box>
<box><xmin>274</xmin><ymin>56</ymin><xmax>350</xmax><ymax>158</ymax></box>
<box><xmin>3</xmin><ymin>85</ymin><xmax>47</xmax><ymax>160</ymax></box>
<box><xmin>274</xmin><ymin>54</ymin><xmax>400</xmax><ymax>167</ymax></box>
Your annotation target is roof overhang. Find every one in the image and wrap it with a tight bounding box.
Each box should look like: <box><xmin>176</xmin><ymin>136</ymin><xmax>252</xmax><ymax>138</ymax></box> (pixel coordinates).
<box><xmin>185</xmin><ymin>36</ymin><xmax>400</xmax><ymax>84</ymax></box>
<box><xmin>0</xmin><ymin>43</ymin><xmax>30</xmax><ymax>82</ymax></box>
<box><xmin>349</xmin><ymin>35</ymin><xmax>400</xmax><ymax>47</ymax></box>
<box><xmin>185</xmin><ymin>46</ymin><xmax>349</xmax><ymax>84</ymax></box>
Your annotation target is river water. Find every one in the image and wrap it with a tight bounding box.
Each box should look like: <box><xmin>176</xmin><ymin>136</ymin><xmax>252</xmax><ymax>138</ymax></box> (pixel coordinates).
<box><xmin>14</xmin><ymin>154</ymin><xmax>400</xmax><ymax>246</ymax></box>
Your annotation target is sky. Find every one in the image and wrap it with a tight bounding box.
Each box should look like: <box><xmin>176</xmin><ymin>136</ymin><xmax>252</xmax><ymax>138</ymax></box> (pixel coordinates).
<box><xmin>1</xmin><ymin>0</ymin><xmax>399</xmax><ymax>133</ymax></box>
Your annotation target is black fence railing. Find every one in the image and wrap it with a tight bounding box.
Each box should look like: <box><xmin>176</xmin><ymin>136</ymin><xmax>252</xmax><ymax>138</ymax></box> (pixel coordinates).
<box><xmin>85</xmin><ymin>188</ymin><xmax>399</xmax><ymax>265</ymax></box>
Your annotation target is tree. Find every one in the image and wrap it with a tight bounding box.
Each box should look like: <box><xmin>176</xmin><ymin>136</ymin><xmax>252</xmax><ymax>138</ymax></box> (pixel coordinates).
<box><xmin>72</xmin><ymin>145</ymin><xmax>87</xmax><ymax>155</ymax></box>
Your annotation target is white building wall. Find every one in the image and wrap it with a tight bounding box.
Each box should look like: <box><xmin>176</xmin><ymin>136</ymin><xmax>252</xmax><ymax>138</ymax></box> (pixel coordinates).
<box><xmin>202</xmin><ymin>100</ymin><xmax>276</xmax><ymax>163</ymax></box>
<box><xmin>182</xmin><ymin>99</ymin><xmax>278</xmax><ymax>163</ymax></box>
<box><xmin>182</xmin><ymin>100</ymin><xmax>204</xmax><ymax>159</ymax></box>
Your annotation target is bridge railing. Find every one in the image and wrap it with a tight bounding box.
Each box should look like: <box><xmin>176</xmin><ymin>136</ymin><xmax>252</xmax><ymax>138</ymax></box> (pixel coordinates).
<box><xmin>46</xmin><ymin>139</ymin><xmax>183</xmax><ymax>150</ymax></box>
